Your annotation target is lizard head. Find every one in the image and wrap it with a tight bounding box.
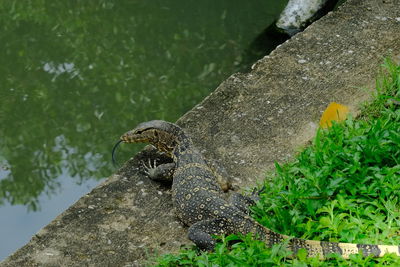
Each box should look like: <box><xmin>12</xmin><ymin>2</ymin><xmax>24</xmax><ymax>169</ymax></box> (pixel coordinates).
<box><xmin>117</xmin><ymin>120</ymin><xmax>183</xmax><ymax>154</ymax></box>
<box><xmin>112</xmin><ymin>120</ymin><xmax>187</xmax><ymax>165</ymax></box>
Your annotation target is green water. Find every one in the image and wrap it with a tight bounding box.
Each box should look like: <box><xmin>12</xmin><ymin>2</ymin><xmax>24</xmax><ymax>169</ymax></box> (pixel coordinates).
<box><xmin>0</xmin><ymin>0</ymin><xmax>288</xmax><ymax>259</ymax></box>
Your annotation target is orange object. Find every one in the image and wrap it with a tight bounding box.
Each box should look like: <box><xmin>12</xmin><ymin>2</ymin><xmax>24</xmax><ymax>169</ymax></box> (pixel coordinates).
<box><xmin>319</xmin><ymin>102</ymin><xmax>349</xmax><ymax>128</ymax></box>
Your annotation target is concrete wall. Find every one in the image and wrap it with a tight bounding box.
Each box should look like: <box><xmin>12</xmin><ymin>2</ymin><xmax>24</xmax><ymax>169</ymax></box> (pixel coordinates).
<box><xmin>2</xmin><ymin>0</ymin><xmax>400</xmax><ymax>266</ymax></box>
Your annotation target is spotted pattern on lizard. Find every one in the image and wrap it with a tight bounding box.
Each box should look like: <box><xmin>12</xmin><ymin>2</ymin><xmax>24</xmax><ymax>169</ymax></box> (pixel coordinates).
<box><xmin>114</xmin><ymin>120</ymin><xmax>400</xmax><ymax>259</ymax></box>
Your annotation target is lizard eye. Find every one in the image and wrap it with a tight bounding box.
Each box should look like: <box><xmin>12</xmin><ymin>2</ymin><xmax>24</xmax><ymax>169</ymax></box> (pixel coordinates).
<box><xmin>135</xmin><ymin>129</ymin><xmax>147</xmax><ymax>134</ymax></box>
<box><xmin>135</xmin><ymin>127</ymin><xmax>153</xmax><ymax>135</ymax></box>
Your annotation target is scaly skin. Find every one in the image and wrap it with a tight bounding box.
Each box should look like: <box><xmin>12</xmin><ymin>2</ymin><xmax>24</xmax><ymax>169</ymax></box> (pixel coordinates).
<box><xmin>117</xmin><ymin>120</ymin><xmax>400</xmax><ymax>259</ymax></box>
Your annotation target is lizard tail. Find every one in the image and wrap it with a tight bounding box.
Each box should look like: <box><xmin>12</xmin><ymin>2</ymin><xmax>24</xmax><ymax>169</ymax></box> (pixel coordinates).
<box><xmin>291</xmin><ymin>238</ymin><xmax>400</xmax><ymax>259</ymax></box>
<box><xmin>254</xmin><ymin>225</ymin><xmax>399</xmax><ymax>259</ymax></box>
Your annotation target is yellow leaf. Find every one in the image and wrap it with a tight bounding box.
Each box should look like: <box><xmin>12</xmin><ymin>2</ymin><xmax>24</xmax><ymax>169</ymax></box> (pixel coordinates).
<box><xmin>319</xmin><ymin>102</ymin><xmax>349</xmax><ymax>128</ymax></box>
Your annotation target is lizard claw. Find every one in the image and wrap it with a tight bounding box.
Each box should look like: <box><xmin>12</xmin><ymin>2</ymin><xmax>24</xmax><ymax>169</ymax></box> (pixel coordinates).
<box><xmin>253</xmin><ymin>185</ymin><xmax>265</xmax><ymax>196</ymax></box>
<box><xmin>249</xmin><ymin>185</ymin><xmax>265</xmax><ymax>202</ymax></box>
<box><xmin>142</xmin><ymin>159</ymin><xmax>158</xmax><ymax>177</ymax></box>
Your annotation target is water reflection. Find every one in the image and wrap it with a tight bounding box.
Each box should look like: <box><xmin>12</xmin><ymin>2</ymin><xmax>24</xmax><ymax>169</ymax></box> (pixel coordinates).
<box><xmin>0</xmin><ymin>0</ymin><xmax>288</xmax><ymax>208</ymax></box>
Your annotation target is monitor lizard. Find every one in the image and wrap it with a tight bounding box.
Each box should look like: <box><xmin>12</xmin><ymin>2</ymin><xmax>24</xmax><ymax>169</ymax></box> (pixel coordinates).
<box><xmin>113</xmin><ymin>120</ymin><xmax>400</xmax><ymax>259</ymax></box>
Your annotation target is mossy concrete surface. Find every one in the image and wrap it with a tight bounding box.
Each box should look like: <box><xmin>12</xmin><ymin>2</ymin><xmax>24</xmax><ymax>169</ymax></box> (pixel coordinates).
<box><xmin>2</xmin><ymin>0</ymin><xmax>400</xmax><ymax>266</ymax></box>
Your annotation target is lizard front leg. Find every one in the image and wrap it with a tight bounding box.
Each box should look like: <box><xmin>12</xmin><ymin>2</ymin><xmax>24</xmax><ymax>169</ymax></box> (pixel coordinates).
<box><xmin>205</xmin><ymin>159</ymin><xmax>232</xmax><ymax>192</ymax></box>
<box><xmin>139</xmin><ymin>145</ymin><xmax>175</xmax><ymax>183</ymax></box>
<box><xmin>142</xmin><ymin>159</ymin><xmax>175</xmax><ymax>182</ymax></box>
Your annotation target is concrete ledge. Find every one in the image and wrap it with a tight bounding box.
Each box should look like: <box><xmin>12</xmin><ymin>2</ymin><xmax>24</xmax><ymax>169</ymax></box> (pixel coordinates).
<box><xmin>2</xmin><ymin>0</ymin><xmax>400</xmax><ymax>266</ymax></box>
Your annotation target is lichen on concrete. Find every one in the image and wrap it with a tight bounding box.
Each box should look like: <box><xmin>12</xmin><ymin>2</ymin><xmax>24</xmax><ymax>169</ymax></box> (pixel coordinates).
<box><xmin>2</xmin><ymin>0</ymin><xmax>400</xmax><ymax>266</ymax></box>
